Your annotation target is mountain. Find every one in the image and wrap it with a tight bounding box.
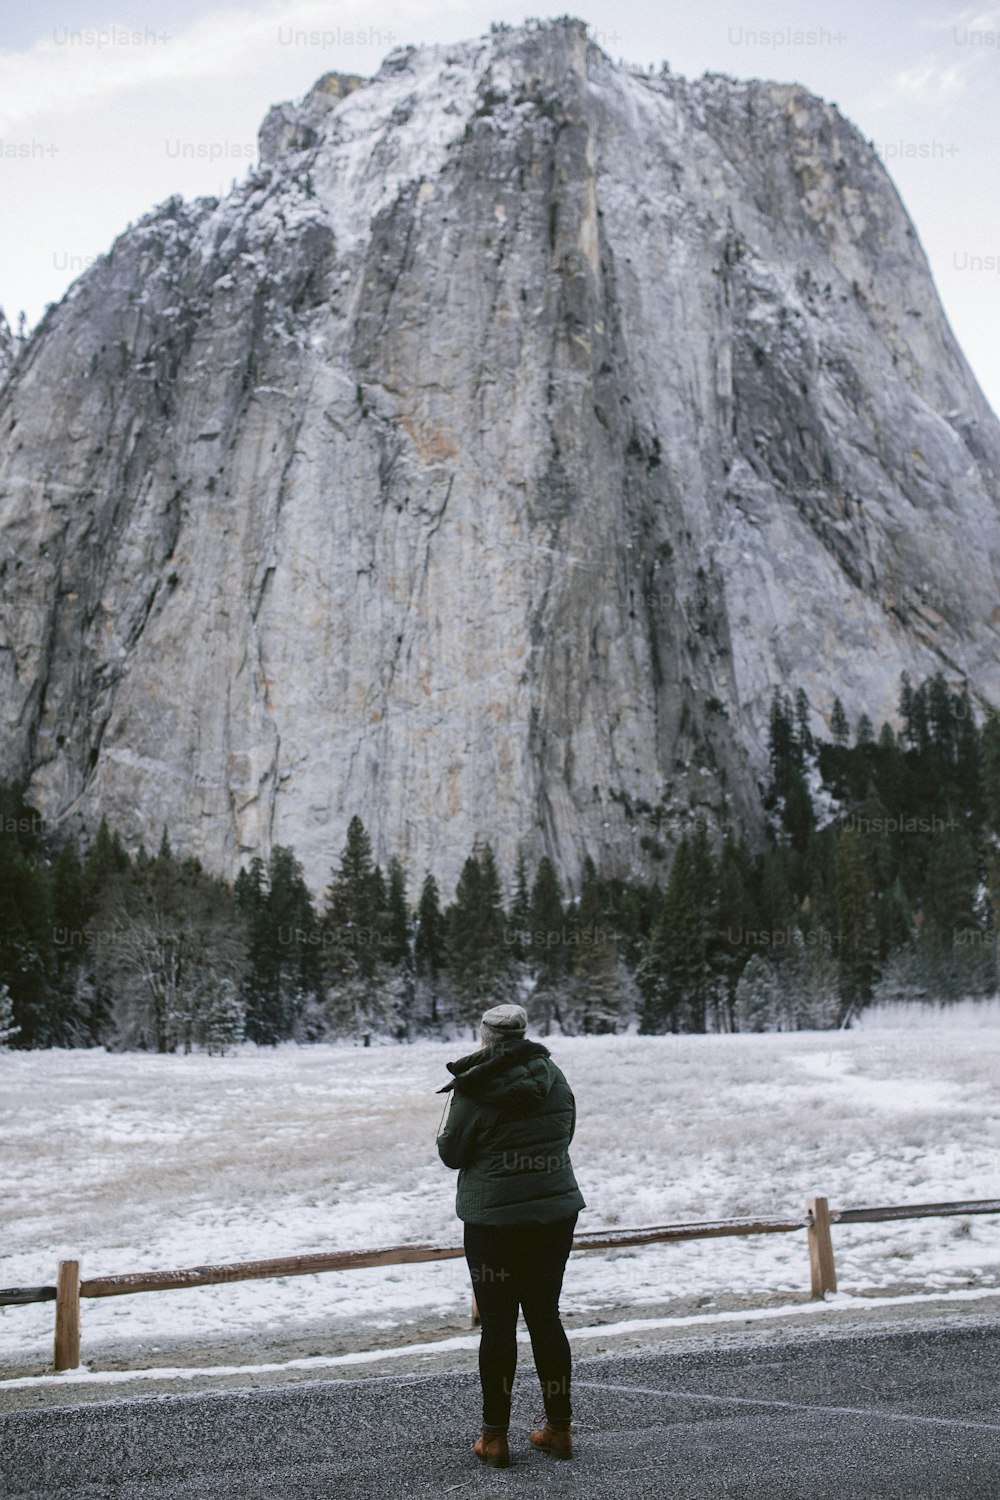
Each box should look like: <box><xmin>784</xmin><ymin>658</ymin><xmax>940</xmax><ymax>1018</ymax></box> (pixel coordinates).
<box><xmin>1</xmin><ymin>16</ymin><xmax>998</xmax><ymax>896</ymax></box>
<box><xmin>0</xmin><ymin>310</ymin><xmax>21</xmax><ymax>387</ymax></box>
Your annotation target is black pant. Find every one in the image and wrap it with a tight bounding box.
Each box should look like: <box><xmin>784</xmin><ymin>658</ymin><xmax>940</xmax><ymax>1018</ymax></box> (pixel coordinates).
<box><xmin>463</xmin><ymin>1213</ymin><xmax>578</xmax><ymax>1429</ymax></box>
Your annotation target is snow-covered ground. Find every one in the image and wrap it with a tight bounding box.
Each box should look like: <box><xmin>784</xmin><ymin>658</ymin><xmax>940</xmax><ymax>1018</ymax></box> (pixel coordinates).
<box><xmin>2</xmin><ymin>1005</ymin><xmax>1000</xmax><ymax>1373</ymax></box>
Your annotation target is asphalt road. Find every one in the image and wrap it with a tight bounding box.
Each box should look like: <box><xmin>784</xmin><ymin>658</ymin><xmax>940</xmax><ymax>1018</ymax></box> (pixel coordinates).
<box><xmin>2</xmin><ymin>1318</ymin><xmax>999</xmax><ymax>1499</ymax></box>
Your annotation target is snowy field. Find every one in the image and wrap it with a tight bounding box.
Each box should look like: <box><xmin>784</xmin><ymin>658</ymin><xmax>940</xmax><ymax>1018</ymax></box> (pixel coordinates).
<box><xmin>3</xmin><ymin>1003</ymin><xmax>1000</xmax><ymax>1375</ymax></box>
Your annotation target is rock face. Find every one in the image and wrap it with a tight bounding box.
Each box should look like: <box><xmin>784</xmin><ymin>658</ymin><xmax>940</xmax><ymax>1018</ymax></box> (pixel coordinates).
<box><xmin>2</xmin><ymin>16</ymin><xmax>999</xmax><ymax>896</ymax></box>
<box><xmin>0</xmin><ymin>310</ymin><xmax>19</xmax><ymax>387</ymax></box>
<box><xmin>257</xmin><ymin>71</ymin><xmax>367</xmax><ymax>165</ymax></box>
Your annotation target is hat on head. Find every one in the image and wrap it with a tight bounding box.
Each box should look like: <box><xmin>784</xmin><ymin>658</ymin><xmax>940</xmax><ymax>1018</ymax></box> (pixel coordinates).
<box><xmin>480</xmin><ymin>1002</ymin><xmax>528</xmax><ymax>1047</ymax></box>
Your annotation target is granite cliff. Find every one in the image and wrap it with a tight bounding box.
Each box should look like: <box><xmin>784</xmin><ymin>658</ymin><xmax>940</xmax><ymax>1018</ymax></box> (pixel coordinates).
<box><xmin>2</xmin><ymin>16</ymin><xmax>999</xmax><ymax>894</ymax></box>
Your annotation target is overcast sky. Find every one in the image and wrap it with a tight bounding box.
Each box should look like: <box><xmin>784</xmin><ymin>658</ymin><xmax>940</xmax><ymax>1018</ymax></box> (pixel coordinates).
<box><xmin>1</xmin><ymin>1</ymin><xmax>998</xmax><ymax>413</ymax></box>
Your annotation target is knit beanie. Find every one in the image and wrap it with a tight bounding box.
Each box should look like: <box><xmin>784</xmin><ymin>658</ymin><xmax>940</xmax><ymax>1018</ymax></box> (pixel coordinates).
<box><xmin>480</xmin><ymin>1002</ymin><xmax>528</xmax><ymax>1047</ymax></box>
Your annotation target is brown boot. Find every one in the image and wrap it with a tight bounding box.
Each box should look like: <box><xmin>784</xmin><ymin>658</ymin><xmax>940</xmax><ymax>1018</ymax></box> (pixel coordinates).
<box><xmin>473</xmin><ymin>1424</ymin><xmax>510</xmax><ymax>1468</ymax></box>
<box><xmin>529</xmin><ymin>1418</ymin><xmax>573</xmax><ymax>1459</ymax></box>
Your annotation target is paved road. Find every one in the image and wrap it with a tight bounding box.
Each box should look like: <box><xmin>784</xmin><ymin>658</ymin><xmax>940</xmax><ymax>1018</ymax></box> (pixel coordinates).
<box><xmin>2</xmin><ymin>1318</ymin><xmax>999</xmax><ymax>1498</ymax></box>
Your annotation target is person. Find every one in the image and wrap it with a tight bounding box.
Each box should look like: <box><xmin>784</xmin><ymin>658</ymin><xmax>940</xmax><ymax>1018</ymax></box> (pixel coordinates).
<box><xmin>435</xmin><ymin>1002</ymin><xmax>586</xmax><ymax>1468</ymax></box>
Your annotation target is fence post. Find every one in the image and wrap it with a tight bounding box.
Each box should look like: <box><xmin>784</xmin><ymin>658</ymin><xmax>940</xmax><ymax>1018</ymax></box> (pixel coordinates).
<box><xmin>806</xmin><ymin>1197</ymin><xmax>837</xmax><ymax>1299</ymax></box>
<box><xmin>54</xmin><ymin>1259</ymin><xmax>81</xmax><ymax>1371</ymax></box>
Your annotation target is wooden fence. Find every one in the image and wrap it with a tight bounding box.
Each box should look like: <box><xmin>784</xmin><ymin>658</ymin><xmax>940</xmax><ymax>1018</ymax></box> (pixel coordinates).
<box><xmin>2</xmin><ymin>1195</ymin><xmax>998</xmax><ymax>1373</ymax></box>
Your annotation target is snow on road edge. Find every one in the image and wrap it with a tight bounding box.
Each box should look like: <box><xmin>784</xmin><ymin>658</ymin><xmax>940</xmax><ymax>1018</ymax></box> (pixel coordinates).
<box><xmin>3</xmin><ymin>1286</ymin><xmax>999</xmax><ymax>1393</ymax></box>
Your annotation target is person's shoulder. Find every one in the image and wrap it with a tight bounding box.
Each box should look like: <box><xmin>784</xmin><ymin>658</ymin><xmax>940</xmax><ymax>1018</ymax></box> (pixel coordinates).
<box><xmin>545</xmin><ymin>1056</ymin><xmax>574</xmax><ymax>1091</ymax></box>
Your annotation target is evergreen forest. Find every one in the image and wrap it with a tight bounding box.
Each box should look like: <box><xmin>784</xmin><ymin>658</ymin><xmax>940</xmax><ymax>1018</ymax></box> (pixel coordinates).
<box><xmin>2</xmin><ymin>672</ymin><xmax>998</xmax><ymax>1051</ymax></box>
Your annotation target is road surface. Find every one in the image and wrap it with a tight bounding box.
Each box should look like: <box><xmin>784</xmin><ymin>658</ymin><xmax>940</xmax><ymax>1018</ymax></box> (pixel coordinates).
<box><xmin>2</xmin><ymin>1316</ymin><xmax>999</xmax><ymax>1498</ymax></box>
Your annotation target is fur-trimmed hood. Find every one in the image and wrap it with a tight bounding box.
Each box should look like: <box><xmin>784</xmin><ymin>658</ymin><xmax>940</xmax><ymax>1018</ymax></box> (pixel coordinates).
<box><xmin>436</xmin><ymin>1038</ymin><xmax>554</xmax><ymax>1112</ymax></box>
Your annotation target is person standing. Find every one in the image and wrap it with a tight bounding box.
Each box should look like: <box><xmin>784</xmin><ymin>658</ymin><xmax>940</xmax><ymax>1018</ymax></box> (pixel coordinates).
<box><xmin>436</xmin><ymin>1003</ymin><xmax>586</xmax><ymax>1468</ymax></box>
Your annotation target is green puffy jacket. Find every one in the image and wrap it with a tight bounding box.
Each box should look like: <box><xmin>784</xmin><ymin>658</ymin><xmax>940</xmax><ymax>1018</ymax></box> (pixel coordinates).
<box><xmin>436</xmin><ymin>1038</ymin><xmax>586</xmax><ymax>1226</ymax></box>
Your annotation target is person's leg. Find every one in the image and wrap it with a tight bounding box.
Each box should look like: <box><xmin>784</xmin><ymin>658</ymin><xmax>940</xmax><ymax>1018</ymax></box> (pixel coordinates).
<box><xmin>463</xmin><ymin>1221</ymin><xmax>520</xmax><ymax>1430</ymax></box>
<box><xmin>515</xmin><ymin>1213</ymin><xmax>578</xmax><ymax>1424</ymax></box>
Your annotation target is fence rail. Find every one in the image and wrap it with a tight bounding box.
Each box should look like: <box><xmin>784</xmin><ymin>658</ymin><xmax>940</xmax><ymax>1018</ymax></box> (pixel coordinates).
<box><xmin>2</xmin><ymin>1196</ymin><xmax>998</xmax><ymax>1373</ymax></box>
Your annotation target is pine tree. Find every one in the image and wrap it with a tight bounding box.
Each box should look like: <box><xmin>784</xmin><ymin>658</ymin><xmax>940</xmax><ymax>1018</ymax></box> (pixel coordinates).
<box><xmin>899</xmin><ymin>671</ymin><xmax>914</xmax><ymax>746</ymax></box>
<box><xmin>415</xmin><ymin>873</ymin><xmax>444</xmax><ymax>978</ymax></box>
<box><xmin>0</xmin><ymin>833</ymin><xmax>56</xmax><ymax>1047</ymax></box>
<box><xmin>834</xmin><ymin>827</ymin><xmax>878</xmax><ymax>1022</ymax></box>
<box><xmin>757</xmin><ymin>845</ymin><xmax>794</xmax><ymax>940</ymax></box>
<box><xmin>983</xmin><ymin>709</ymin><xmax>1000</xmax><ymax>830</ymax></box>
<box><xmin>83</xmin><ymin>815</ymin><xmax>130</xmax><ymax>908</ymax></box>
<box><xmin>478</xmin><ymin>844</ymin><xmax>506</xmax><ymax>934</ymax></box>
<box><xmin>803</xmin><ymin>825</ymin><xmax>839</xmax><ymax>947</ymax></box>
<box><xmin>598</xmin><ymin>869</ymin><xmax>653</xmax><ymax>971</ymax></box>
<box><xmin>53</xmin><ymin>838</ymin><xmax>88</xmax><ymax>946</ymax></box>
<box><xmin>637</xmin><ymin>842</ymin><xmax>687</xmax><ymax>1034</ymax></box>
<box><xmin>384</xmin><ymin>856</ymin><xmax>414</xmax><ymax>1038</ymax></box>
<box><xmin>854</xmin><ymin>782</ymin><xmax>894</xmax><ymax>894</ymax></box>
<box><xmin>926</xmin><ymin>673</ymin><xmax>955</xmax><ymax>762</ymax></box>
<box><xmin>445</xmin><ymin>842</ymin><xmax>512</xmax><ymax>1033</ymax></box>
<box><xmin>446</xmin><ymin>853</ymin><xmax>484</xmax><ymax>1027</ymax></box>
<box><xmin>197</xmin><ymin>976</ymin><xmax>246</xmax><ymax>1056</ymax></box>
<box><xmin>874</xmin><ymin>707</ymin><xmax>911</xmax><ymax>824</ymax></box>
<box><xmin>982</xmin><ymin>707</ymin><xmax>1000</xmax><ymax>985</ymax></box>
<box><xmin>638</xmin><ymin>832</ymin><xmax>718</xmax><ymax>1033</ymax></box>
<box><xmin>767</xmin><ymin>687</ymin><xmax>815</xmax><ymax>858</ymax></box>
<box><xmin>322</xmin><ymin>816</ymin><xmax>381</xmax><ymax>984</ymax></box>
<box><xmin>780</xmin><ymin>932</ymin><xmax>841</xmax><ymax>1030</ymax></box>
<box><xmin>508</xmin><ymin>848</ymin><xmax>531</xmax><ymax>962</ymax></box>
<box><xmin>235</xmin><ymin>859</ymin><xmax>264</xmax><ymax>914</ymax></box>
<box><xmin>922</xmin><ymin>821</ymin><xmax>979</xmax><ymax>945</ymax></box>
<box><xmin>478</xmin><ymin>843</ymin><xmax>511</xmax><ymax>1000</ymax></box>
<box><xmin>715</xmin><ymin>835</ymin><xmax>755</xmax><ymax>1030</ymax></box>
<box><xmin>830</xmin><ymin>697</ymin><xmax>850</xmax><ymax>746</ymax></box>
<box><xmin>0</xmin><ymin>781</ymin><xmax>45</xmax><ymax>856</ymax></box>
<box><xmin>878</xmin><ymin>876</ymin><xmax>913</xmax><ymax>961</ymax></box>
<box><xmin>684</xmin><ymin>825</ymin><xmax>720</xmax><ymax>1032</ymax></box>
<box><xmin>919</xmin><ymin>821</ymin><xmax>987</xmax><ymax>999</ymax></box>
<box><xmin>268</xmin><ymin>846</ymin><xmax>322</xmax><ymax>1037</ymax></box>
<box><xmin>954</xmin><ymin>683</ymin><xmax>982</xmax><ymax>823</ymax></box>
<box><xmin>768</xmin><ymin>689</ymin><xmax>797</xmax><ymax>802</ymax></box>
<box><xmin>370</xmin><ymin>863</ymin><xmax>388</xmax><ymax>924</ymax></box>
<box><xmin>905</xmin><ymin>677</ymin><xmax>930</xmax><ymax>755</ymax></box>
<box><xmin>733</xmin><ymin>953</ymin><xmax>781</xmax><ymax>1032</ymax></box>
<box><xmin>782</xmin><ymin>765</ymin><xmax>815</xmax><ymax>855</ymax></box>
<box><xmin>795</xmin><ymin>688</ymin><xmax>814</xmax><ymax>758</ymax></box>
<box><xmin>529</xmin><ymin>856</ymin><xmax>567</xmax><ymax>1032</ymax></box>
<box><xmin>530</xmin><ymin>857</ymin><xmax>565</xmax><ymax>975</ymax></box>
<box><xmin>0</xmin><ymin>982</ymin><xmax>20</xmax><ymax>1047</ymax></box>
<box><xmin>570</xmin><ymin>862</ymin><xmax>622</xmax><ymax>1033</ymax></box>
<box><xmin>235</xmin><ymin>856</ymin><xmax>267</xmax><ymax>1036</ymax></box>
<box><xmin>385</xmin><ymin>857</ymin><xmax>411</xmax><ymax>971</ymax></box>
<box><xmin>415</xmin><ymin>872</ymin><xmax>445</xmax><ymax>1023</ymax></box>
<box><xmin>237</xmin><ymin>856</ymin><xmax>278</xmax><ymax>1044</ymax></box>
<box><xmin>872</xmin><ymin>942</ymin><xmax>929</xmax><ymax>1007</ymax></box>
<box><xmin>321</xmin><ymin>817</ymin><xmax>395</xmax><ymax>1036</ymax></box>
<box><xmin>51</xmin><ymin>836</ymin><xmax>99</xmax><ymax>1044</ymax></box>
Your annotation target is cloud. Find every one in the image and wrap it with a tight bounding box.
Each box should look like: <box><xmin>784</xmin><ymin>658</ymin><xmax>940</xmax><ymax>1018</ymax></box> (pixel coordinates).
<box><xmin>916</xmin><ymin>6</ymin><xmax>1000</xmax><ymax>31</ymax></box>
<box><xmin>875</xmin><ymin>8</ymin><xmax>1000</xmax><ymax>108</ymax></box>
<box><xmin>0</xmin><ymin>0</ymin><xmax>426</xmax><ymax>134</ymax></box>
<box><xmin>894</xmin><ymin>60</ymin><xmax>967</xmax><ymax>97</ymax></box>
